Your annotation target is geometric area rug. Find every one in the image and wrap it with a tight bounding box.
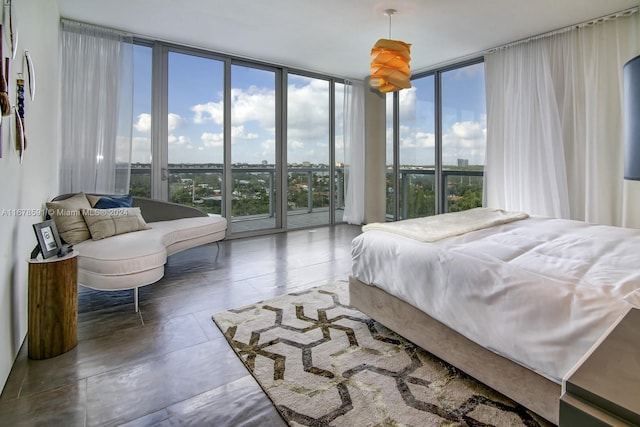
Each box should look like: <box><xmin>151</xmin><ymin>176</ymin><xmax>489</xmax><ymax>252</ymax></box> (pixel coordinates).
<box><xmin>212</xmin><ymin>281</ymin><xmax>553</xmax><ymax>427</ymax></box>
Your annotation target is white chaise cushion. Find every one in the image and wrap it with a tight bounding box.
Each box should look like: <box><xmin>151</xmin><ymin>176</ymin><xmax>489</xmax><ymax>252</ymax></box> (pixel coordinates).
<box><xmin>150</xmin><ymin>216</ymin><xmax>227</xmax><ymax>247</ymax></box>
<box><xmin>74</xmin><ymin>215</ymin><xmax>227</xmax><ymax>291</ymax></box>
<box><xmin>74</xmin><ymin>227</ymin><xmax>166</xmax><ymax>277</ymax></box>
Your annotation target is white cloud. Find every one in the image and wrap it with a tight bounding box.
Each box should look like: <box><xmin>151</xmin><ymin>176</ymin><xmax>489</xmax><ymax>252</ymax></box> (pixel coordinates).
<box><xmin>451</xmin><ymin>121</ymin><xmax>484</xmax><ymax>140</ymax></box>
<box><xmin>415</xmin><ymin>132</ymin><xmax>435</xmax><ymax>148</ymax></box>
<box><xmin>134</xmin><ymin>113</ymin><xmax>151</xmax><ymax>133</ymax></box>
<box><xmin>168</xmin><ymin>134</ymin><xmax>191</xmax><ymax>147</ymax></box>
<box><xmin>176</xmin><ymin>78</ymin><xmax>353</xmax><ymax>164</ymax></box>
<box><xmin>168</xmin><ymin>113</ymin><xmax>187</xmax><ymax>132</ymax></box>
<box><xmin>189</xmin><ymin>80</ymin><xmax>334</xmax><ymax>163</ymax></box>
<box><xmin>398</xmin><ymin>86</ymin><xmax>418</xmax><ymax>112</ymax></box>
<box><xmin>287</xmin><ymin>79</ymin><xmax>333</xmax><ymax>163</ymax></box>
<box><xmin>289</xmin><ymin>140</ymin><xmax>304</xmax><ymax>150</ymax></box>
<box><xmin>397</xmin><ymin>119</ymin><xmax>487</xmax><ymax>166</ymax></box>
<box><xmin>134</xmin><ymin>112</ymin><xmax>189</xmax><ymax>134</ymax></box>
<box><xmin>192</xmin><ymin>102</ymin><xmax>223</xmax><ymax>125</ymax></box>
<box><xmin>287</xmin><ymin>80</ymin><xmax>329</xmax><ymax>137</ymax></box>
<box><xmin>201</xmin><ymin>132</ymin><xmax>223</xmax><ymax>148</ymax></box>
<box><xmin>260</xmin><ymin>139</ymin><xmax>275</xmax><ymax>160</ymax></box>
<box><xmin>230</xmin><ymin>86</ymin><xmax>276</xmax><ymax>129</ymax></box>
<box><xmin>131</xmin><ymin>136</ymin><xmax>151</xmax><ymax>163</ymax></box>
<box><xmin>443</xmin><ymin>120</ymin><xmax>486</xmax><ymax>165</ymax></box>
<box><xmin>231</xmin><ymin>125</ymin><xmax>258</xmax><ymax>140</ymax></box>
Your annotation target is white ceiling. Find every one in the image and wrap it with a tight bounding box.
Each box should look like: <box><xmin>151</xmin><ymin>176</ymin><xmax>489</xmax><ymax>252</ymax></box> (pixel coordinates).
<box><xmin>57</xmin><ymin>0</ymin><xmax>639</xmax><ymax>79</ymax></box>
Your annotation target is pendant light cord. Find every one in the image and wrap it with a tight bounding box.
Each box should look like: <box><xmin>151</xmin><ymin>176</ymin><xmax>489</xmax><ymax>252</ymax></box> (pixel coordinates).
<box><xmin>384</xmin><ymin>9</ymin><xmax>396</xmax><ymax>39</ymax></box>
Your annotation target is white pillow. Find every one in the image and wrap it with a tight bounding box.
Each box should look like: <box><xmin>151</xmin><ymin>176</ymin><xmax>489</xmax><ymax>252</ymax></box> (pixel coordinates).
<box><xmin>46</xmin><ymin>193</ymin><xmax>92</xmax><ymax>244</ymax></box>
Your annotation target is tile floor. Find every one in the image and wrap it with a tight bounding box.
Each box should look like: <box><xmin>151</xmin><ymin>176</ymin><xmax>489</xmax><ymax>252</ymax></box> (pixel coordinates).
<box><xmin>0</xmin><ymin>224</ymin><xmax>362</xmax><ymax>426</ymax></box>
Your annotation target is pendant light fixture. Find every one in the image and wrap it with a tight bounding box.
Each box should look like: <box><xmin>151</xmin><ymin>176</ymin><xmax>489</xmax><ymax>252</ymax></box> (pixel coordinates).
<box><xmin>370</xmin><ymin>9</ymin><xmax>412</xmax><ymax>93</ymax></box>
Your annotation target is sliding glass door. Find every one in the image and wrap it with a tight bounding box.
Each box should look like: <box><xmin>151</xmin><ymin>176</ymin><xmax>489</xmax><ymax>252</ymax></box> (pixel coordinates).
<box><xmin>167</xmin><ymin>52</ymin><xmax>225</xmax><ymax>215</ymax></box>
<box><xmin>130</xmin><ymin>43</ymin><xmax>152</xmax><ymax>198</ymax></box>
<box><xmin>229</xmin><ymin>64</ymin><xmax>280</xmax><ymax>233</ymax></box>
<box><xmin>287</xmin><ymin>74</ymin><xmax>331</xmax><ymax>229</ymax></box>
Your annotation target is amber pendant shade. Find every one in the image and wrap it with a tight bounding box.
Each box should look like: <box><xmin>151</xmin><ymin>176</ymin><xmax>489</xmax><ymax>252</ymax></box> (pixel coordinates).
<box><xmin>370</xmin><ymin>38</ymin><xmax>412</xmax><ymax>93</ymax></box>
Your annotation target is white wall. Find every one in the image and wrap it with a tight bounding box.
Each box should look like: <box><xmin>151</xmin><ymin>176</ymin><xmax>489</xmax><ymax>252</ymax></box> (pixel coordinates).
<box><xmin>0</xmin><ymin>0</ymin><xmax>60</xmax><ymax>392</ymax></box>
<box><xmin>364</xmin><ymin>80</ymin><xmax>387</xmax><ymax>224</ymax></box>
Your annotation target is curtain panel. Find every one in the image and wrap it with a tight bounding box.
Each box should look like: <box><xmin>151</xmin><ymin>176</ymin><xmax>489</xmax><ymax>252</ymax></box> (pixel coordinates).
<box><xmin>59</xmin><ymin>19</ymin><xmax>133</xmax><ymax>194</ymax></box>
<box><xmin>342</xmin><ymin>80</ymin><xmax>366</xmax><ymax>225</ymax></box>
<box><xmin>484</xmin><ymin>11</ymin><xmax>639</xmax><ymax>226</ymax></box>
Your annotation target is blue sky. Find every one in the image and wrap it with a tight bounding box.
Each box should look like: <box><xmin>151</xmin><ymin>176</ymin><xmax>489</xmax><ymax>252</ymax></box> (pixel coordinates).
<box><xmin>392</xmin><ymin>62</ymin><xmax>486</xmax><ymax>166</ymax></box>
<box><xmin>130</xmin><ymin>46</ymin><xmax>486</xmax><ymax>167</ymax></box>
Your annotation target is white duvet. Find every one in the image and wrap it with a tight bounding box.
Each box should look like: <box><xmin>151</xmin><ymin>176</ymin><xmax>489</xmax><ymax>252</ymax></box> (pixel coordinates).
<box><xmin>351</xmin><ymin>215</ymin><xmax>640</xmax><ymax>383</ymax></box>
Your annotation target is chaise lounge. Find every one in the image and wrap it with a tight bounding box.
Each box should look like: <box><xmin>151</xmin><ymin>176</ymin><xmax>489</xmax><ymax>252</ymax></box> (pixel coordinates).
<box><xmin>47</xmin><ymin>193</ymin><xmax>228</xmax><ymax>311</ymax></box>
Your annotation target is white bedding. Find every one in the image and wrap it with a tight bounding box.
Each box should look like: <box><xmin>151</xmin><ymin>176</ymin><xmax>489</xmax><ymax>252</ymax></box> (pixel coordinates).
<box><xmin>351</xmin><ymin>215</ymin><xmax>640</xmax><ymax>383</ymax></box>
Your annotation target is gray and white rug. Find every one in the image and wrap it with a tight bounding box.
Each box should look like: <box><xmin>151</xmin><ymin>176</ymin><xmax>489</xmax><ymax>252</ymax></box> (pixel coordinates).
<box><xmin>212</xmin><ymin>281</ymin><xmax>552</xmax><ymax>426</ymax></box>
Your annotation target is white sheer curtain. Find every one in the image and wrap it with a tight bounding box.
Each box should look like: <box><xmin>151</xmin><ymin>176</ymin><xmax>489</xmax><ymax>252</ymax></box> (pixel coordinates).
<box><xmin>59</xmin><ymin>20</ymin><xmax>133</xmax><ymax>194</ymax></box>
<box><xmin>485</xmin><ymin>11</ymin><xmax>639</xmax><ymax>225</ymax></box>
<box><xmin>342</xmin><ymin>80</ymin><xmax>366</xmax><ymax>225</ymax></box>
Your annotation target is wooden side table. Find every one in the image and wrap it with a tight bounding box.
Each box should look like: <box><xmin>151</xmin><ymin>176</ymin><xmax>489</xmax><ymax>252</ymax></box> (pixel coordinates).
<box><xmin>27</xmin><ymin>251</ymin><xmax>78</xmax><ymax>359</ymax></box>
<box><xmin>559</xmin><ymin>307</ymin><xmax>640</xmax><ymax>426</ymax></box>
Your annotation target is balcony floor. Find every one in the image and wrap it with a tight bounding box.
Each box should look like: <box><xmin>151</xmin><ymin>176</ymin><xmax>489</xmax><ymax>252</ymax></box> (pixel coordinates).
<box><xmin>230</xmin><ymin>208</ymin><xmax>345</xmax><ymax>233</ymax></box>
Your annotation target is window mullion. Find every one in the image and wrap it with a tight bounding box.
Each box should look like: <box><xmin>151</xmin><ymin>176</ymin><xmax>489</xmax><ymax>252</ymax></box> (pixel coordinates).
<box><xmin>151</xmin><ymin>42</ymin><xmax>168</xmax><ymax>201</ymax></box>
<box><xmin>223</xmin><ymin>59</ymin><xmax>232</xmax><ymax>233</ymax></box>
<box><xmin>434</xmin><ymin>71</ymin><xmax>444</xmax><ymax>214</ymax></box>
<box><xmin>393</xmin><ymin>91</ymin><xmax>400</xmax><ymax>221</ymax></box>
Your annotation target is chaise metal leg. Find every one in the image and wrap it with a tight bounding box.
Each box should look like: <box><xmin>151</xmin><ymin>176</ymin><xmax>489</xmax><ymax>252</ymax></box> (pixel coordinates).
<box><xmin>134</xmin><ymin>287</ymin><xmax>139</xmax><ymax>312</ymax></box>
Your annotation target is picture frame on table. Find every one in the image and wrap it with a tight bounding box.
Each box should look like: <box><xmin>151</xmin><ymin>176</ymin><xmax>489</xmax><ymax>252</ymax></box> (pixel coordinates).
<box><xmin>32</xmin><ymin>219</ymin><xmax>62</xmax><ymax>259</ymax></box>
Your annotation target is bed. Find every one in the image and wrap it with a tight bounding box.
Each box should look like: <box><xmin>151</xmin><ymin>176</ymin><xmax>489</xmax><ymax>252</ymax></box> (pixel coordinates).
<box><xmin>349</xmin><ymin>208</ymin><xmax>640</xmax><ymax>425</ymax></box>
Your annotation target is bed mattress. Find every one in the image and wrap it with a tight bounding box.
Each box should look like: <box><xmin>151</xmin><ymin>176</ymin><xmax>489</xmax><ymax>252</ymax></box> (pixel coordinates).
<box><xmin>351</xmin><ymin>215</ymin><xmax>640</xmax><ymax>383</ymax></box>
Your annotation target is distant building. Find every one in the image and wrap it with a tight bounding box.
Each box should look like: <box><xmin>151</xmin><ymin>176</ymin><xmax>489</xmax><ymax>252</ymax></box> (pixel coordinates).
<box><xmin>457</xmin><ymin>158</ymin><xmax>469</xmax><ymax>167</ymax></box>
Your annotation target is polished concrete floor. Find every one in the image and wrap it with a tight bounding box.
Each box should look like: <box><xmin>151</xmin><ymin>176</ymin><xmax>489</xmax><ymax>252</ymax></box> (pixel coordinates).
<box><xmin>0</xmin><ymin>224</ymin><xmax>362</xmax><ymax>426</ymax></box>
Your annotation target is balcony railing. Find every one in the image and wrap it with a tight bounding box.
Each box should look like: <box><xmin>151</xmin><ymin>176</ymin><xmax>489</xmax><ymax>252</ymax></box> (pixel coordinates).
<box><xmin>130</xmin><ymin>164</ymin><xmax>483</xmax><ymax>223</ymax></box>
<box><xmin>389</xmin><ymin>168</ymin><xmax>484</xmax><ymax>219</ymax></box>
<box><xmin>130</xmin><ymin>164</ymin><xmax>345</xmax><ymax>221</ymax></box>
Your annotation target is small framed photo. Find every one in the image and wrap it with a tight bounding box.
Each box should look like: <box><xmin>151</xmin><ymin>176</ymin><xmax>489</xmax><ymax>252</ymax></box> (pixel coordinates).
<box><xmin>32</xmin><ymin>220</ymin><xmax>62</xmax><ymax>259</ymax></box>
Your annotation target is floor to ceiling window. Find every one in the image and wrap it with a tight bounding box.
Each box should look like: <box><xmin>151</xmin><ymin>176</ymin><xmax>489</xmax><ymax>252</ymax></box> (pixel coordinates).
<box><xmin>440</xmin><ymin>62</ymin><xmax>486</xmax><ymax>213</ymax></box>
<box><xmin>130</xmin><ymin>43</ymin><xmax>153</xmax><ymax>198</ymax></box>
<box><xmin>399</xmin><ymin>75</ymin><xmax>436</xmax><ymax>219</ymax></box>
<box><xmin>168</xmin><ymin>52</ymin><xmax>225</xmax><ymax>215</ymax></box>
<box><xmin>230</xmin><ymin>64</ymin><xmax>279</xmax><ymax>233</ymax></box>
<box><xmin>129</xmin><ymin>40</ymin><xmax>346</xmax><ymax>237</ymax></box>
<box><xmin>334</xmin><ymin>82</ymin><xmax>346</xmax><ymax>223</ymax></box>
<box><xmin>287</xmin><ymin>74</ymin><xmax>331</xmax><ymax>229</ymax></box>
<box><xmin>387</xmin><ymin>59</ymin><xmax>486</xmax><ymax>220</ymax></box>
